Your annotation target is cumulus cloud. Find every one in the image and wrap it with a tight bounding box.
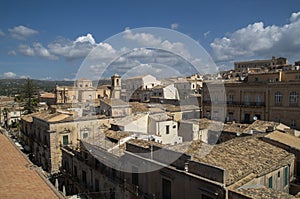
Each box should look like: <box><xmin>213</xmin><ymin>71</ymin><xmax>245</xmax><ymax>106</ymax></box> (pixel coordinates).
<box><xmin>210</xmin><ymin>11</ymin><xmax>300</xmax><ymax>63</ymax></box>
<box><xmin>204</xmin><ymin>31</ymin><xmax>210</xmax><ymax>37</ymax></box>
<box><xmin>124</xmin><ymin>29</ymin><xmax>162</xmax><ymax>46</ymax></box>
<box><xmin>0</xmin><ymin>30</ymin><xmax>5</xmax><ymax>36</ymax></box>
<box><xmin>8</xmin><ymin>50</ymin><xmax>16</xmax><ymax>56</ymax></box>
<box><xmin>20</xmin><ymin>75</ymin><xmax>30</xmax><ymax>79</ymax></box>
<box><xmin>48</xmin><ymin>33</ymin><xmax>99</xmax><ymax>60</ymax></box>
<box><xmin>33</xmin><ymin>42</ymin><xmax>58</xmax><ymax>60</ymax></box>
<box><xmin>75</xmin><ymin>33</ymin><xmax>96</xmax><ymax>44</ymax></box>
<box><xmin>123</xmin><ymin>29</ymin><xmax>191</xmax><ymax>60</ymax></box>
<box><xmin>8</xmin><ymin>25</ymin><xmax>38</xmax><ymax>40</ymax></box>
<box><xmin>290</xmin><ymin>12</ymin><xmax>300</xmax><ymax>22</ymax></box>
<box><xmin>3</xmin><ymin>72</ymin><xmax>17</xmax><ymax>78</ymax></box>
<box><xmin>18</xmin><ymin>44</ymin><xmax>35</xmax><ymax>56</ymax></box>
<box><xmin>171</xmin><ymin>23</ymin><xmax>179</xmax><ymax>30</ymax></box>
<box><xmin>18</xmin><ymin>43</ymin><xmax>58</xmax><ymax>60</ymax></box>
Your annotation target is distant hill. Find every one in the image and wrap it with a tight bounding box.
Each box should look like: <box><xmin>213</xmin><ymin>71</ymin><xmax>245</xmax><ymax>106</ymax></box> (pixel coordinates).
<box><xmin>0</xmin><ymin>79</ymin><xmax>111</xmax><ymax>96</ymax></box>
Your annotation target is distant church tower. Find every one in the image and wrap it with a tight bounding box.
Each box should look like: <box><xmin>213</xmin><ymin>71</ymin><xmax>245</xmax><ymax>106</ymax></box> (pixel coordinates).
<box><xmin>110</xmin><ymin>74</ymin><xmax>121</xmax><ymax>99</ymax></box>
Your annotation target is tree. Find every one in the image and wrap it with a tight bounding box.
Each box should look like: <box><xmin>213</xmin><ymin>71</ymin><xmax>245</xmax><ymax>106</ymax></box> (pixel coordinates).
<box><xmin>22</xmin><ymin>78</ymin><xmax>38</xmax><ymax>114</ymax></box>
<box><xmin>2</xmin><ymin>107</ymin><xmax>9</xmax><ymax>128</ymax></box>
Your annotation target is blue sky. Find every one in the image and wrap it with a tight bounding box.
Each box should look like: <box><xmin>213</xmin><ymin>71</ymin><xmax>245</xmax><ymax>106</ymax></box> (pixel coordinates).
<box><xmin>0</xmin><ymin>0</ymin><xmax>300</xmax><ymax>80</ymax></box>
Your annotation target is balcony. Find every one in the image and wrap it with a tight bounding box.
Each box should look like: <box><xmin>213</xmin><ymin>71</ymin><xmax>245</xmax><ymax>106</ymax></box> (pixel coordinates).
<box><xmin>125</xmin><ymin>183</ymin><xmax>142</xmax><ymax>197</ymax></box>
<box><xmin>289</xmin><ymin>103</ymin><xmax>299</xmax><ymax>107</ymax></box>
<box><xmin>275</xmin><ymin>102</ymin><xmax>283</xmax><ymax>107</ymax></box>
<box><xmin>203</xmin><ymin>100</ymin><xmax>265</xmax><ymax>107</ymax></box>
<box><xmin>125</xmin><ymin>182</ymin><xmax>157</xmax><ymax>199</ymax></box>
<box><xmin>242</xmin><ymin>102</ymin><xmax>266</xmax><ymax>107</ymax></box>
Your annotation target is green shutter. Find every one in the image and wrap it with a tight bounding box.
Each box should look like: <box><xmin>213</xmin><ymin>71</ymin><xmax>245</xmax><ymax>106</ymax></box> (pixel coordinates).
<box><xmin>63</xmin><ymin>135</ymin><xmax>69</xmax><ymax>145</ymax></box>
<box><xmin>268</xmin><ymin>176</ymin><xmax>273</xmax><ymax>188</ymax></box>
<box><xmin>285</xmin><ymin>167</ymin><xmax>289</xmax><ymax>186</ymax></box>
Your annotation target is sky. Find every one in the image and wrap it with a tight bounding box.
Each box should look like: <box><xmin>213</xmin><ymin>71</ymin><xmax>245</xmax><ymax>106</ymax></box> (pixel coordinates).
<box><xmin>0</xmin><ymin>0</ymin><xmax>300</xmax><ymax>80</ymax></box>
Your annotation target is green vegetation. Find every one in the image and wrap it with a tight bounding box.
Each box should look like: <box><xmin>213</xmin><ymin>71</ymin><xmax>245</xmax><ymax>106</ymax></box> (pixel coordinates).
<box><xmin>0</xmin><ymin>79</ymin><xmax>74</xmax><ymax>96</ymax></box>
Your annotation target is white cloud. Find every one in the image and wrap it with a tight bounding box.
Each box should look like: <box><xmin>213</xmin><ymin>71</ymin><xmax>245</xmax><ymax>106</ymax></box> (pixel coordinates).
<box><xmin>20</xmin><ymin>75</ymin><xmax>29</xmax><ymax>79</ymax></box>
<box><xmin>8</xmin><ymin>25</ymin><xmax>38</xmax><ymax>40</ymax></box>
<box><xmin>210</xmin><ymin>11</ymin><xmax>300</xmax><ymax>63</ymax></box>
<box><xmin>18</xmin><ymin>44</ymin><xmax>35</xmax><ymax>56</ymax></box>
<box><xmin>18</xmin><ymin>43</ymin><xmax>58</xmax><ymax>60</ymax></box>
<box><xmin>290</xmin><ymin>12</ymin><xmax>300</xmax><ymax>22</ymax></box>
<box><xmin>204</xmin><ymin>31</ymin><xmax>210</xmax><ymax>37</ymax></box>
<box><xmin>124</xmin><ymin>29</ymin><xmax>162</xmax><ymax>46</ymax></box>
<box><xmin>0</xmin><ymin>30</ymin><xmax>5</xmax><ymax>36</ymax></box>
<box><xmin>171</xmin><ymin>23</ymin><xmax>179</xmax><ymax>30</ymax></box>
<box><xmin>48</xmin><ymin>33</ymin><xmax>99</xmax><ymax>60</ymax></box>
<box><xmin>33</xmin><ymin>42</ymin><xmax>58</xmax><ymax>60</ymax></box>
<box><xmin>3</xmin><ymin>72</ymin><xmax>17</xmax><ymax>78</ymax></box>
<box><xmin>8</xmin><ymin>50</ymin><xmax>16</xmax><ymax>56</ymax></box>
<box><xmin>75</xmin><ymin>33</ymin><xmax>96</xmax><ymax>44</ymax></box>
<box><xmin>123</xmin><ymin>29</ymin><xmax>191</xmax><ymax>60</ymax></box>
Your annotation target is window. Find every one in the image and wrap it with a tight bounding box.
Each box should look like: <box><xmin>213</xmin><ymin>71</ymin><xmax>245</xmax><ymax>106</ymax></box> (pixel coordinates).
<box><xmin>291</xmin><ymin>120</ymin><xmax>296</xmax><ymax>129</ymax></box>
<box><xmin>74</xmin><ymin>166</ymin><xmax>77</xmax><ymax>177</ymax></box>
<box><xmin>268</xmin><ymin>176</ymin><xmax>273</xmax><ymax>188</ymax></box>
<box><xmin>43</xmin><ymin>135</ymin><xmax>47</xmax><ymax>146</ymax></box>
<box><xmin>228</xmin><ymin>94</ymin><xmax>234</xmax><ymax>104</ymax></box>
<box><xmin>173</xmin><ymin>125</ymin><xmax>176</xmax><ymax>129</ymax></box>
<box><xmin>82</xmin><ymin>170</ymin><xmax>87</xmax><ymax>185</ymax></box>
<box><xmin>285</xmin><ymin>167</ymin><xmax>289</xmax><ymax>186</ymax></box>
<box><xmin>254</xmin><ymin>77</ymin><xmax>258</xmax><ymax>82</ymax></box>
<box><xmin>62</xmin><ymin>135</ymin><xmax>69</xmax><ymax>145</ymax></box>
<box><xmin>275</xmin><ymin>92</ymin><xmax>282</xmax><ymax>105</ymax></box>
<box><xmin>202</xmin><ymin>195</ymin><xmax>214</xmax><ymax>199</ymax></box>
<box><xmin>95</xmin><ymin>159</ymin><xmax>100</xmax><ymax>169</ymax></box>
<box><xmin>132</xmin><ymin>166</ymin><xmax>139</xmax><ymax>186</ymax></box>
<box><xmin>278</xmin><ymin>171</ymin><xmax>280</xmax><ymax>178</ymax></box>
<box><xmin>162</xmin><ymin>179</ymin><xmax>171</xmax><ymax>199</ymax></box>
<box><xmin>245</xmin><ymin>95</ymin><xmax>250</xmax><ymax>105</ymax></box>
<box><xmin>95</xmin><ymin>179</ymin><xmax>99</xmax><ymax>192</ymax></box>
<box><xmin>166</xmin><ymin>125</ymin><xmax>170</xmax><ymax>134</ymax></box>
<box><xmin>228</xmin><ymin>112</ymin><xmax>234</xmax><ymax>122</ymax></box>
<box><xmin>289</xmin><ymin>91</ymin><xmax>299</xmax><ymax>106</ymax></box>
<box><xmin>255</xmin><ymin>95</ymin><xmax>261</xmax><ymax>106</ymax></box>
<box><xmin>83</xmin><ymin>132</ymin><xmax>88</xmax><ymax>139</ymax></box>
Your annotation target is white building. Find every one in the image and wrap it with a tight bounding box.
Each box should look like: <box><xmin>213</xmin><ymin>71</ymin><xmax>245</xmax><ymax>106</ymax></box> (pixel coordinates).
<box><xmin>110</xmin><ymin>112</ymin><xmax>182</xmax><ymax>145</ymax></box>
<box><xmin>111</xmin><ymin>113</ymin><xmax>148</xmax><ymax>134</ymax></box>
<box><xmin>173</xmin><ymin>78</ymin><xmax>198</xmax><ymax>99</ymax></box>
<box><xmin>148</xmin><ymin>113</ymin><xmax>182</xmax><ymax>145</ymax></box>
<box><xmin>152</xmin><ymin>84</ymin><xmax>179</xmax><ymax>100</ymax></box>
<box><xmin>125</xmin><ymin>74</ymin><xmax>161</xmax><ymax>90</ymax></box>
<box><xmin>125</xmin><ymin>75</ymin><xmax>161</xmax><ymax>101</ymax></box>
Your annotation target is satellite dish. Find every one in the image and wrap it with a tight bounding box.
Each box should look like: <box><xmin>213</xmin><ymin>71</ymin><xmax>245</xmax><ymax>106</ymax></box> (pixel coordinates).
<box><xmin>253</xmin><ymin>116</ymin><xmax>257</xmax><ymax>121</ymax></box>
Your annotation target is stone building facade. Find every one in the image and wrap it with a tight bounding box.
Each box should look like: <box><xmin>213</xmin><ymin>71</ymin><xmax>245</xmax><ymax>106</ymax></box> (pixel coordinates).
<box><xmin>20</xmin><ymin>111</ymin><xmax>110</xmax><ymax>174</ymax></box>
<box><xmin>59</xmin><ymin>134</ymin><xmax>296</xmax><ymax>199</ymax></box>
<box><xmin>55</xmin><ymin>78</ymin><xmax>111</xmax><ymax>104</ymax></box>
<box><xmin>234</xmin><ymin>56</ymin><xmax>289</xmax><ymax>74</ymax></box>
<box><xmin>203</xmin><ymin>70</ymin><xmax>300</xmax><ymax>129</ymax></box>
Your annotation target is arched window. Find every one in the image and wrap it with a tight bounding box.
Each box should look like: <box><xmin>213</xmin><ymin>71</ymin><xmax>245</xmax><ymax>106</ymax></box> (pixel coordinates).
<box><xmin>275</xmin><ymin>91</ymin><xmax>282</xmax><ymax>105</ymax></box>
<box><xmin>289</xmin><ymin>91</ymin><xmax>299</xmax><ymax>106</ymax></box>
